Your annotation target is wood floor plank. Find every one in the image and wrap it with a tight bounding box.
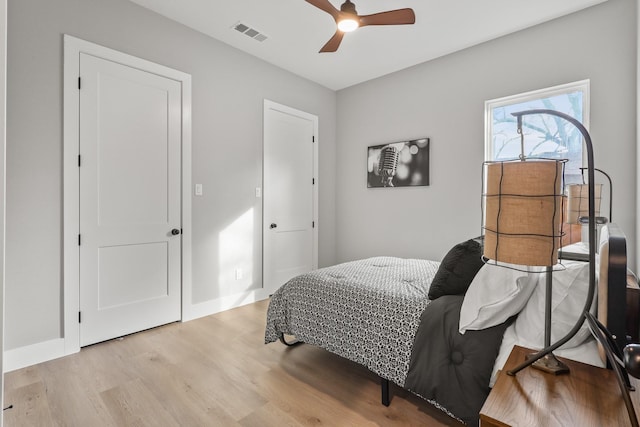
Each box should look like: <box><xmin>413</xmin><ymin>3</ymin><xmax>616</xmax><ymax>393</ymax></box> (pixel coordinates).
<box><xmin>128</xmin><ymin>351</ymin><xmax>241</xmax><ymax>426</ymax></box>
<box><xmin>38</xmin><ymin>365</ymin><xmax>118</xmax><ymax>427</ymax></box>
<box><xmin>100</xmin><ymin>378</ymin><xmax>180</xmax><ymax>427</ymax></box>
<box><xmin>238</xmin><ymin>402</ymin><xmax>304</xmax><ymax>427</ymax></box>
<box><xmin>4</xmin><ymin>298</ymin><xmax>461</xmax><ymax>426</ymax></box>
<box><xmin>253</xmin><ymin>366</ymin><xmax>380</xmax><ymax>426</ymax></box>
<box><xmin>3</xmin><ymin>381</ymin><xmax>54</xmax><ymax>426</ymax></box>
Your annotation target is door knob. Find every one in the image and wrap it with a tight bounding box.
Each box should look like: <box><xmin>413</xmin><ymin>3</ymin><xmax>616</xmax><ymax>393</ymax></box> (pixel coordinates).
<box><xmin>270</xmin><ymin>223</ymin><xmax>277</xmax><ymax>229</ymax></box>
<box><xmin>171</xmin><ymin>228</ymin><xmax>181</xmax><ymax>235</ymax></box>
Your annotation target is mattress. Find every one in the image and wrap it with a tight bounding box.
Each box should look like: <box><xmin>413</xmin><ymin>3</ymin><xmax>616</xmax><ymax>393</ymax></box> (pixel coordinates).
<box><xmin>265</xmin><ymin>256</ymin><xmax>440</xmax><ymax>386</ymax></box>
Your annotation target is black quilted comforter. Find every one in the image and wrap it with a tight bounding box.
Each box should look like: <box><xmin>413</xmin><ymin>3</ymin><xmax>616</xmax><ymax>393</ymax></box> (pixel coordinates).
<box><xmin>405</xmin><ymin>294</ymin><xmax>510</xmax><ymax>425</ymax></box>
<box><xmin>265</xmin><ymin>257</ymin><xmax>509</xmax><ymax>425</ymax></box>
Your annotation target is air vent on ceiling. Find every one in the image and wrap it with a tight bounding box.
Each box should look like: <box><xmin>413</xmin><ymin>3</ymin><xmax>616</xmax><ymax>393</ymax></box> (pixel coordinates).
<box><xmin>232</xmin><ymin>22</ymin><xmax>268</xmax><ymax>42</ymax></box>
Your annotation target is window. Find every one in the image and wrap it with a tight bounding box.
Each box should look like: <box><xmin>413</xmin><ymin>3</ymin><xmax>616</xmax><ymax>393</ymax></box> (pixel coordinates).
<box><xmin>485</xmin><ymin>80</ymin><xmax>589</xmax><ymax>184</ymax></box>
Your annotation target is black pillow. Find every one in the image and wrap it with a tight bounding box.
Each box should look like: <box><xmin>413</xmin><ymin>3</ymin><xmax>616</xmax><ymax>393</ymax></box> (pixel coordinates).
<box><xmin>428</xmin><ymin>239</ymin><xmax>485</xmax><ymax>300</ymax></box>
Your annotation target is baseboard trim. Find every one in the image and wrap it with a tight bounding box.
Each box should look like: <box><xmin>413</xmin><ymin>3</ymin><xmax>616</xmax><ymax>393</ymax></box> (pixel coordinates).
<box><xmin>182</xmin><ymin>289</ymin><xmax>271</xmax><ymax>321</ymax></box>
<box><xmin>4</xmin><ymin>338</ymin><xmax>66</xmax><ymax>372</ymax></box>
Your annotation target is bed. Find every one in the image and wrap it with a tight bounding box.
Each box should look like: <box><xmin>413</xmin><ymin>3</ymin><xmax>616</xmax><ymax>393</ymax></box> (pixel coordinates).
<box><xmin>265</xmin><ymin>223</ymin><xmax>634</xmax><ymax>425</ymax></box>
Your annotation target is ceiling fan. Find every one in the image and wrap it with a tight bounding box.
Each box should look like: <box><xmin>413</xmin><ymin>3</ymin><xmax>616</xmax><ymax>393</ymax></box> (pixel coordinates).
<box><xmin>305</xmin><ymin>0</ymin><xmax>416</xmax><ymax>53</ymax></box>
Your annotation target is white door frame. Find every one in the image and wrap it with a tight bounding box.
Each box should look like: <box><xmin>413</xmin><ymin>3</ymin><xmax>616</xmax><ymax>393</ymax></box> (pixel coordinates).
<box><xmin>263</xmin><ymin>100</ymin><xmax>319</xmax><ymax>293</ymax></box>
<box><xmin>63</xmin><ymin>35</ymin><xmax>192</xmax><ymax>355</ymax></box>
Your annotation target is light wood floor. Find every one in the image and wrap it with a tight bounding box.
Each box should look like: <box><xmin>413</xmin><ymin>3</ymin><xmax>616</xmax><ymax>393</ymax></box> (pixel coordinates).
<box><xmin>3</xmin><ymin>299</ymin><xmax>462</xmax><ymax>426</ymax></box>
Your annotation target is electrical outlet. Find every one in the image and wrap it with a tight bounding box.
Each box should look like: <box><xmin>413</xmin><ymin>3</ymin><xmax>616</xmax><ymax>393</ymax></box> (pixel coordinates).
<box><xmin>255</xmin><ymin>187</ymin><xmax>261</xmax><ymax>198</ymax></box>
<box><xmin>195</xmin><ymin>184</ymin><xmax>203</xmax><ymax>196</ymax></box>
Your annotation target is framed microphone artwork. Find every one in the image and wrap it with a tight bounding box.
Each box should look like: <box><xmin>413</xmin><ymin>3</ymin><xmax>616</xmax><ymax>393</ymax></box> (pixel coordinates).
<box><xmin>367</xmin><ymin>138</ymin><xmax>430</xmax><ymax>188</ymax></box>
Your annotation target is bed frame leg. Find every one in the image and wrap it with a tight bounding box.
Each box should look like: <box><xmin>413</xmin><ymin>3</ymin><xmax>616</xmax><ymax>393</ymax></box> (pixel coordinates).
<box><xmin>381</xmin><ymin>377</ymin><xmax>390</xmax><ymax>406</ymax></box>
<box><xmin>278</xmin><ymin>334</ymin><xmax>302</xmax><ymax>347</ymax></box>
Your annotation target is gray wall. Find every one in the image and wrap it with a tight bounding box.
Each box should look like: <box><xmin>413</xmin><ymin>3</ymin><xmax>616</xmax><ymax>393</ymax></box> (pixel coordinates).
<box><xmin>6</xmin><ymin>0</ymin><xmax>337</xmax><ymax>350</ymax></box>
<box><xmin>5</xmin><ymin>0</ymin><xmax>637</xmax><ymax>354</ymax></box>
<box><xmin>335</xmin><ymin>0</ymin><xmax>637</xmax><ymax>268</ymax></box>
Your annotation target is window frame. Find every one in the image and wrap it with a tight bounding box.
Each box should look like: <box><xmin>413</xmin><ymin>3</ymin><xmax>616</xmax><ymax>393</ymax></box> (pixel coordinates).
<box><xmin>484</xmin><ymin>80</ymin><xmax>590</xmax><ymax>163</ymax></box>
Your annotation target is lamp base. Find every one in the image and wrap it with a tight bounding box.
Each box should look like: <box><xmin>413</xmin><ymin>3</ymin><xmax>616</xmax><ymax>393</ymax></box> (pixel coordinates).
<box><xmin>526</xmin><ymin>352</ymin><xmax>570</xmax><ymax>375</ymax></box>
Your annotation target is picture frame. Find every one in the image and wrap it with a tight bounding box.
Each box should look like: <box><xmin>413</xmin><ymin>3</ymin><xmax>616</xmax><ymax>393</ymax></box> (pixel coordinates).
<box><xmin>367</xmin><ymin>138</ymin><xmax>430</xmax><ymax>188</ymax></box>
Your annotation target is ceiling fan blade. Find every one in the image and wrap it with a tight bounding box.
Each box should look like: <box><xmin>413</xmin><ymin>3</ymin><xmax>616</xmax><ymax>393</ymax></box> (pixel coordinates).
<box><xmin>359</xmin><ymin>8</ymin><xmax>416</xmax><ymax>27</ymax></box>
<box><xmin>319</xmin><ymin>31</ymin><xmax>345</xmax><ymax>53</ymax></box>
<box><xmin>306</xmin><ymin>0</ymin><xmax>341</xmax><ymax>21</ymax></box>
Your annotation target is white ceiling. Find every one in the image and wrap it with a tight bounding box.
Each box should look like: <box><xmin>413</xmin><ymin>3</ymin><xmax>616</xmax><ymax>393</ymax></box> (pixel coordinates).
<box><xmin>128</xmin><ymin>0</ymin><xmax>607</xmax><ymax>91</ymax></box>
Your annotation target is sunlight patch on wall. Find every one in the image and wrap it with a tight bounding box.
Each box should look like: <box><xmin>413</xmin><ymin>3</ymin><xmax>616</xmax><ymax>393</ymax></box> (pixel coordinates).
<box><xmin>218</xmin><ymin>208</ymin><xmax>254</xmax><ymax>292</ymax></box>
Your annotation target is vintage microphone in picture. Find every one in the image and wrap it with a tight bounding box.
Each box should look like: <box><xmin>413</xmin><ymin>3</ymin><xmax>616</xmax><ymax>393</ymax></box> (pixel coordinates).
<box><xmin>378</xmin><ymin>145</ymin><xmax>400</xmax><ymax>187</ymax></box>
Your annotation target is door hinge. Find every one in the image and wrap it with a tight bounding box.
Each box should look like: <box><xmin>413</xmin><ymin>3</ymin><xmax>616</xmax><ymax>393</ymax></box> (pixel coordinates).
<box><xmin>78</xmin><ymin>77</ymin><xmax>81</xmax><ymax>90</ymax></box>
<box><xmin>78</xmin><ymin>155</ymin><xmax>81</xmax><ymax>167</ymax></box>
<box><xmin>312</xmin><ymin>136</ymin><xmax>315</xmax><ymax>143</ymax></box>
<box><xmin>78</xmin><ymin>311</ymin><xmax>81</xmax><ymax>323</ymax></box>
<box><xmin>78</xmin><ymin>234</ymin><xmax>81</xmax><ymax>246</ymax></box>
<box><xmin>312</xmin><ymin>221</ymin><xmax>315</xmax><ymax>228</ymax></box>
<box><xmin>312</xmin><ymin>178</ymin><xmax>315</xmax><ymax>185</ymax></box>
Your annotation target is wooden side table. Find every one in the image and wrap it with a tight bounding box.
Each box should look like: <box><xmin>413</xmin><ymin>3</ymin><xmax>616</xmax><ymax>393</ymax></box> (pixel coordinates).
<box><xmin>480</xmin><ymin>345</ymin><xmax>640</xmax><ymax>427</ymax></box>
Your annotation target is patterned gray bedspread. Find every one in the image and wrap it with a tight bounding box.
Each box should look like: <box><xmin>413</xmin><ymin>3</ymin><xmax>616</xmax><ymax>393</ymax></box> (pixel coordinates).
<box><xmin>264</xmin><ymin>256</ymin><xmax>439</xmax><ymax>386</ymax></box>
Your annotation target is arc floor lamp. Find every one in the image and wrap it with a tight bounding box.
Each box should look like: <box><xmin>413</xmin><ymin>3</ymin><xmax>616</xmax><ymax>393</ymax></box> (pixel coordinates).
<box><xmin>484</xmin><ymin>109</ymin><xmax>637</xmax><ymax>426</ymax></box>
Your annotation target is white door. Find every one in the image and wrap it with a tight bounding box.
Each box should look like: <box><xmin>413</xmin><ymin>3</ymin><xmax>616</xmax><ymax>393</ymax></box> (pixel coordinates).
<box><xmin>79</xmin><ymin>53</ymin><xmax>182</xmax><ymax>346</ymax></box>
<box><xmin>263</xmin><ymin>101</ymin><xmax>318</xmax><ymax>293</ymax></box>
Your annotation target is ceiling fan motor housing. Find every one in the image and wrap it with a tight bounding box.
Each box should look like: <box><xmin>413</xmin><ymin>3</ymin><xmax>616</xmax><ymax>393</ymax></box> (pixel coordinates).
<box><xmin>340</xmin><ymin>0</ymin><xmax>357</xmax><ymax>15</ymax></box>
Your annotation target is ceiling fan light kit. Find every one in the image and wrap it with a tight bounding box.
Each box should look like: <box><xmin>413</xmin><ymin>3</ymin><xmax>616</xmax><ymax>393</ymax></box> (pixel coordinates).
<box><xmin>306</xmin><ymin>0</ymin><xmax>416</xmax><ymax>52</ymax></box>
<box><xmin>337</xmin><ymin>17</ymin><xmax>359</xmax><ymax>32</ymax></box>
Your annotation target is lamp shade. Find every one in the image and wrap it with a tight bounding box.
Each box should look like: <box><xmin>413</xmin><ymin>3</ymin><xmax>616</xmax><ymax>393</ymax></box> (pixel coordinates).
<box><xmin>483</xmin><ymin>159</ymin><xmax>565</xmax><ymax>267</ymax></box>
<box><xmin>566</xmin><ymin>183</ymin><xmax>602</xmax><ymax>224</ymax></box>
